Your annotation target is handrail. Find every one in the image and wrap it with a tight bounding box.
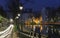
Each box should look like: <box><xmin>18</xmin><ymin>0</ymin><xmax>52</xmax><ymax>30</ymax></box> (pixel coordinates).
<box><xmin>0</xmin><ymin>24</ymin><xmax>14</xmax><ymax>38</ymax></box>
<box><xmin>0</xmin><ymin>24</ymin><xmax>13</xmax><ymax>34</ymax></box>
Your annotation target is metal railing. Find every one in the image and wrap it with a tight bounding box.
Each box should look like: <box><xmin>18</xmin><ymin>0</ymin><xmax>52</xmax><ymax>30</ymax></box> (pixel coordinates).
<box><xmin>0</xmin><ymin>24</ymin><xmax>14</xmax><ymax>38</ymax></box>
<box><xmin>20</xmin><ymin>31</ymin><xmax>41</xmax><ymax>38</ymax></box>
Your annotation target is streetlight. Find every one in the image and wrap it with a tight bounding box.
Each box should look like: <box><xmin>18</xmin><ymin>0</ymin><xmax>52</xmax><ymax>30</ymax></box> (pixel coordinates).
<box><xmin>19</xmin><ymin>6</ymin><xmax>23</xmax><ymax>31</ymax></box>
<box><xmin>10</xmin><ymin>18</ymin><xmax>13</xmax><ymax>24</ymax></box>
<box><xmin>19</xmin><ymin>6</ymin><xmax>23</xmax><ymax>10</ymax></box>
<box><xmin>18</xmin><ymin>14</ymin><xmax>21</xmax><ymax>17</ymax></box>
<box><xmin>15</xmin><ymin>14</ymin><xmax>21</xmax><ymax>19</ymax></box>
<box><xmin>10</xmin><ymin>19</ymin><xmax>13</xmax><ymax>22</ymax></box>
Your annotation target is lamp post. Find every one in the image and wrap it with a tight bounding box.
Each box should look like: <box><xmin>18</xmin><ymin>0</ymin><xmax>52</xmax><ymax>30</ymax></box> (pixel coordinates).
<box><xmin>15</xmin><ymin>15</ymin><xmax>21</xmax><ymax>37</ymax></box>
<box><xmin>15</xmin><ymin>14</ymin><xmax>20</xmax><ymax>31</ymax></box>
<box><xmin>15</xmin><ymin>4</ymin><xmax>23</xmax><ymax>37</ymax></box>
<box><xmin>19</xmin><ymin>6</ymin><xmax>23</xmax><ymax>31</ymax></box>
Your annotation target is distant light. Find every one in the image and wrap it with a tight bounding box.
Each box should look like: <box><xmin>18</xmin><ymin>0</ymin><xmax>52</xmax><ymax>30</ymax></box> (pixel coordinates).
<box><xmin>19</xmin><ymin>6</ymin><xmax>23</xmax><ymax>10</ymax></box>
<box><xmin>10</xmin><ymin>19</ymin><xmax>13</xmax><ymax>22</ymax></box>
<box><xmin>16</xmin><ymin>16</ymin><xmax>19</xmax><ymax>19</ymax></box>
<box><xmin>18</xmin><ymin>14</ymin><xmax>21</xmax><ymax>16</ymax></box>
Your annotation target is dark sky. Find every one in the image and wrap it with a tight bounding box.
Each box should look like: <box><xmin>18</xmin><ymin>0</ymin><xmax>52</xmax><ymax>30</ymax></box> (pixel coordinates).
<box><xmin>0</xmin><ymin>0</ymin><xmax>60</xmax><ymax>11</ymax></box>
<box><xmin>20</xmin><ymin>0</ymin><xmax>60</xmax><ymax>11</ymax></box>
<box><xmin>0</xmin><ymin>0</ymin><xmax>60</xmax><ymax>18</ymax></box>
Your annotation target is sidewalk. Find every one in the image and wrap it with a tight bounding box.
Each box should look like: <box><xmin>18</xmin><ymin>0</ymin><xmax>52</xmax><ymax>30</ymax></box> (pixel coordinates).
<box><xmin>13</xmin><ymin>32</ymin><xmax>20</xmax><ymax>38</ymax></box>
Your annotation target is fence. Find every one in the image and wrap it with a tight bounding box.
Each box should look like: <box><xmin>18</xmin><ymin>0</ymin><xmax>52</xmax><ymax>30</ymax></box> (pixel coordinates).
<box><xmin>0</xmin><ymin>24</ymin><xmax>14</xmax><ymax>38</ymax></box>
<box><xmin>20</xmin><ymin>31</ymin><xmax>48</xmax><ymax>38</ymax></box>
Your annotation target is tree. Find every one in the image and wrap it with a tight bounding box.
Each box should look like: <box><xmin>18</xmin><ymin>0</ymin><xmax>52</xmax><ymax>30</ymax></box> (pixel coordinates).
<box><xmin>7</xmin><ymin>0</ymin><xmax>20</xmax><ymax>19</ymax></box>
<box><xmin>0</xmin><ymin>5</ymin><xmax>7</xmax><ymax>18</ymax></box>
<box><xmin>0</xmin><ymin>15</ymin><xmax>3</xmax><ymax>23</ymax></box>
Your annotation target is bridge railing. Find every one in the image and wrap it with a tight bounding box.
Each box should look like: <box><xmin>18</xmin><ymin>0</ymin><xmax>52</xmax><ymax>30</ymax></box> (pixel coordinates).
<box><xmin>0</xmin><ymin>24</ymin><xmax>14</xmax><ymax>38</ymax></box>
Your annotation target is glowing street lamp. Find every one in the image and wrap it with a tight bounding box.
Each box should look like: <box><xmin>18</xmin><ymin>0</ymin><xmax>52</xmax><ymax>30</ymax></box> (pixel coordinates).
<box><xmin>16</xmin><ymin>16</ymin><xmax>19</xmax><ymax>19</ymax></box>
<box><xmin>10</xmin><ymin>19</ymin><xmax>13</xmax><ymax>22</ymax></box>
<box><xmin>19</xmin><ymin>6</ymin><xmax>23</xmax><ymax>10</ymax></box>
<box><xmin>15</xmin><ymin>14</ymin><xmax>21</xmax><ymax>19</ymax></box>
<box><xmin>10</xmin><ymin>18</ymin><xmax>14</xmax><ymax>24</ymax></box>
<box><xmin>18</xmin><ymin>14</ymin><xmax>21</xmax><ymax>17</ymax></box>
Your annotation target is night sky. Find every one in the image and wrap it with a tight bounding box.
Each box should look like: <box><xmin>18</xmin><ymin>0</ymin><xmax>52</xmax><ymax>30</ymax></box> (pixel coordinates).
<box><xmin>0</xmin><ymin>0</ymin><xmax>60</xmax><ymax>11</ymax></box>
<box><xmin>20</xmin><ymin>0</ymin><xmax>60</xmax><ymax>11</ymax></box>
<box><xmin>0</xmin><ymin>0</ymin><xmax>60</xmax><ymax>18</ymax></box>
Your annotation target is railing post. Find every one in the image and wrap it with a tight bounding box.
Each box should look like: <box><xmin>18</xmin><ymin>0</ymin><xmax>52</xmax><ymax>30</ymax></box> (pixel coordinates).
<box><xmin>30</xmin><ymin>31</ymin><xmax>34</xmax><ymax>38</ymax></box>
<box><xmin>36</xmin><ymin>33</ymin><xmax>39</xmax><ymax>38</ymax></box>
<box><xmin>30</xmin><ymin>31</ymin><xmax>32</xmax><ymax>37</ymax></box>
<box><xmin>30</xmin><ymin>31</ymin><xmax>35</xmax><ymax>38</ymax></box>
<box><xmin>33</xmin><ymin>31</ymin><xmax>35</xmax><ymax>38</ymax></box>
